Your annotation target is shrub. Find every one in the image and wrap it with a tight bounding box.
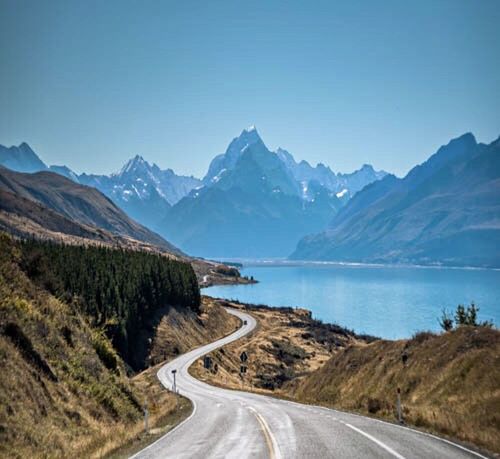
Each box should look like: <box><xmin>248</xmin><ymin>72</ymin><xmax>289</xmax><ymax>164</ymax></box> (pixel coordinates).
<box><xmin>91</xmin><ymin>330</ymin><xmax>118</xmax><ymax>372</ymax></box>
<box><xmin>439</xmin><ymin>302</ymin><xmax>493</xmax><ymax>331</ymax></box>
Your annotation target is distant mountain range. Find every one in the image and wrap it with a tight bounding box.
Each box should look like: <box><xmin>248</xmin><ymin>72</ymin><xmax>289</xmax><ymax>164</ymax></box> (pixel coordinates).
<box><xmin>0</xmin><ymin>129</ymin><xmax>387</xmax><ymax>257</ymax></box>
<box><xmin>159</xmin><ymin>127</ymin><xmax>387</xmax><ymax>257</ymax></box>
<box><xmin>0</xmin><ymin>143</ymin><xmax>201</xmax><ymax>228</ymax></box>
<box><xmin>291</xmin><ymin>133</ymin><xmax>500</xmax><ymax>268</ymax></box>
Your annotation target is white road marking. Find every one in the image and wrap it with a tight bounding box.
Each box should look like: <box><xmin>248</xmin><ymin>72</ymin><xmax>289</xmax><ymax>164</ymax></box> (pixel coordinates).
<box><xmin>338</xmin><ymin>420</ymin><xmax>406</xmax><ymax>459</ymax></box>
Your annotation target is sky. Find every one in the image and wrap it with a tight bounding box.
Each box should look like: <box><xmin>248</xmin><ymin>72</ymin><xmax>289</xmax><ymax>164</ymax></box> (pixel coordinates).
<box><xmin>1</xmin><ymin>0</ymin><xmax>499</xmax><ymax>178</ymax></box>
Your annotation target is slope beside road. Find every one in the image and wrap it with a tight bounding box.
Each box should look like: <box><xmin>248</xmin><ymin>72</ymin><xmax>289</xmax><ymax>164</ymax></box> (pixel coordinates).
<box><xmin>132</xmin><ymin>309</ymin><xmax>489</xmax><ymax>459</ymax></box>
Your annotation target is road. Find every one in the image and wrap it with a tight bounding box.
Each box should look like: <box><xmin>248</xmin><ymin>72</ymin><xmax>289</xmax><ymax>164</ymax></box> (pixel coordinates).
<box><xmin>133</xmin><ymin>309</ymin><xmax>488</xmax><ymax>459</ymax></box>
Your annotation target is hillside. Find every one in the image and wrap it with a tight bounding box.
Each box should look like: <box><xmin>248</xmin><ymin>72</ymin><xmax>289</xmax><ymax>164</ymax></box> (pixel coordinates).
<box><xmin>190</xmin><ymin>299</ymin><xmax>368</xmax><ymax>393</ymax></box>
<box><xmin>292</xmin><ymin>133</ymin><xmax>500</xmax><ymax>268</ymax></box>
<box><xmin>0</xmin><ymin>167</ymin><xmax>180</xmax><ymax>254</ymax></box>
<box><xmin>293</xmin><ymin>326</ymin><xmax>500</xmax><ymax>454</ymax></box>
<box><xmin>0</xmin><ymin>234</ymin><xmax>239</xmax><ymax>458</ymax></box>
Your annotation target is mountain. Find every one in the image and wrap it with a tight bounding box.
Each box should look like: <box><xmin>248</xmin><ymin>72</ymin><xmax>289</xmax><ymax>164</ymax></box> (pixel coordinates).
<box><xmin>0</xmin><ymin>167</ymin><xmax>180</xmax><ymax>254</ymax></box>
<box><xmin>48</xmin><ymin>164</ymin><xmax>80</xmax><ymax>182</ymax></box>
<box><xmin>0</xmin><ymin>143</ymin><xmax>48</xmax><ymax>173</ymax></box>
<box><xmin>0</xmin><ymin>143</ymin><xmax>202</xmax><ymax>229</ymax></box>
<box><xmin>203</xmin><ymin>126</ymin><xmax>263</xmax><ymax>185</ymax></box>
<box><xmin>205</xmin><ymin>128</ymin><xmax>387</xmax><ymax>201</ymax></box>
<box><xmin>276</xmin><ymin>148</ymin><xmax>387</xmax><ymax>200</ymax></box>
<box><xmin>78</xmin><ymin>156</ymin><xmax>202</xmax><ymax>229</ymax></box>
<box><xmin>291</xmin><ymin>133</ymin><xmax>500</xmax><ymax>268</ymax></box>
<box><xmin>159</xmin><ymin>128</ymin><xmax>343</xmax><ymax>257</ymax></box>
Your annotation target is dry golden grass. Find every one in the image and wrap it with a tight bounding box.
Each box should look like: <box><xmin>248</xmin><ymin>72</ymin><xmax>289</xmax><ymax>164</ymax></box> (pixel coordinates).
<box><xmin>191</xmin><ymin>299</ymin><xmax>359</xmax><ymax>395</ymax></box>
<box><xmin>294</xmin><ymin>327</ymin><xmax>500</xmax><ymax>454</ymax></box>
<box><xmin>97</xmin><ymin>365</ymin><xmax>192</xmax><ymax>459</ymax></box>
<box><xmin>148</xmin><ymin>297</ymin><xmax>240</xmax><ymax>367</ymax></box>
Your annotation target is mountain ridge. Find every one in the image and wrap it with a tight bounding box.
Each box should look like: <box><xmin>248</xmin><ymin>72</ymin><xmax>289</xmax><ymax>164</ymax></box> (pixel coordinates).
<box><xmin>0</xmin><ymin>166</ymin><xmax>180</xmax><ymax>254</ymax></box>
<box><xmin>291</xmin><ymin>133</ymin><xmax>500</xmax><ymax>268</ymax></box>
<box><xmin>0</xmin><ymin>132</ymin><xmax>390</xmax><ymax>258</ymax></box>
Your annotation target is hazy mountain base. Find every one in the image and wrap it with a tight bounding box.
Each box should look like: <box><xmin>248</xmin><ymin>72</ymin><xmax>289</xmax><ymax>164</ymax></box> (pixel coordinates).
<box><xmin>194</xmin><ymin>298</ymin><xmax>499</xmax><ymax>455</ymax></box>
<box><xmin>0</xmin><ymin>236</ymin><xmax>238</xmax><ymax>458</ymax></box>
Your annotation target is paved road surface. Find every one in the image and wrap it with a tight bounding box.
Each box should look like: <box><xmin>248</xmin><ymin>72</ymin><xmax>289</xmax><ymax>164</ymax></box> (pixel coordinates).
<box><xmin>133</xmin><ymin>309</ymin><xmax>488</xmax><ymax>459</ymax></box>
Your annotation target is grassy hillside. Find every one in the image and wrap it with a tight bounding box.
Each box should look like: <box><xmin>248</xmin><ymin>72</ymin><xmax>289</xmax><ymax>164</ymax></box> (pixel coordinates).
<box><xmin>18</xmin><ymin>239</ymin><xmax>200</xmax><ymax>371</ymax></box>
<box><xmin>293</xmin><ymin>326</ymin><xmax>500</xmax><ymax>454</ymax></box>
<box><xmin>190</xmin><ymin>300</ymin><xmax>371</xmax><ymax>394</ymax></box>
<box><xmin>0</xmin><ymin>234</ymin><xmax>238</xmax><ymax>458</ymax></box>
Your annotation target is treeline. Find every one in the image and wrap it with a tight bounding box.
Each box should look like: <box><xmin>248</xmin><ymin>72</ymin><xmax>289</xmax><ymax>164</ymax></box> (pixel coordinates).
<box><xmin>19</xmin><ymin>239</ymin><xmax>200</xmax><ymax>369</ymax></box>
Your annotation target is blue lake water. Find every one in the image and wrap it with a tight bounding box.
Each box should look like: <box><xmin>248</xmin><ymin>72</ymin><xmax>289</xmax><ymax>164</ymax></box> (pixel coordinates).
<box><xmin>203</xmin><ymin>262</ymin><xmax>500</xmax><ymax>339</ymax></box>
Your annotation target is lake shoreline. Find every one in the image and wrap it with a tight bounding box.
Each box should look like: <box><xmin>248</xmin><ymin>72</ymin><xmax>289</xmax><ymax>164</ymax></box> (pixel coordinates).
<box><xmin>202</xmin><ymin>263</ymin><xmax>499</xmax><ymax>340</ymax></box>
<box><xmin>209</xmin><ymin>257</ymin><xmax>500</xmax><ymax>272</ymax></box>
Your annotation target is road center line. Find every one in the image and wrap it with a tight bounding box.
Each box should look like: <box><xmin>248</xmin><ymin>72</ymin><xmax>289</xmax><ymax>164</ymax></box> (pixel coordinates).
<box><xmin>248</xmin><ymin>406</ymin><xmax>282</xmax><ymax>459</ymax></box>
<box><xmin>339</xmin><ymin>420</ymin><xmax>407</xmax><ymax>459</ymax></box>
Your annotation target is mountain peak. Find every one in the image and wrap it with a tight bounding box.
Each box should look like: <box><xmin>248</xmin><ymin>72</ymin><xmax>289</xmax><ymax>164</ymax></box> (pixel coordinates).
<box><xmin>0</xmin><ymin>142</ymin><xmax>48</xmax><ymax>173</ymax></box>
<box><xmin>132</xmin><ymin>154</ymin><xmax>145</xmax><ymax>162</ymax></box>
<box><xmin>236</xmin><ymin>126</ymin><xmax>262</xmax><ymax>144</ymax></box>
<box><xmin>18</xmin><ymin>142</ymin><xmax>34</xmax><ymax>151</ymax></box>
<box><xmin>118</xmin><ymin>154</ymin><xmax>151</xmax><ymax>176</ymax></box>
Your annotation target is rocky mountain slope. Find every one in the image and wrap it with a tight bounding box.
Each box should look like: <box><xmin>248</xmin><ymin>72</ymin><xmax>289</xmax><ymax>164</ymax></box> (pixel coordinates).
<box><xmin>292</xmin><ymin>133</ymin><xmax>500</xmax><ymax>268</ymax></box>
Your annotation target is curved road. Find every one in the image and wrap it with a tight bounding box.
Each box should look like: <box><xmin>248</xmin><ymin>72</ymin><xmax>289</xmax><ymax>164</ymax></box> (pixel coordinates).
<box><xmin>133</xmin><ymin>309</ymin><xmax>488</xmax><ymax>459</ymax></box>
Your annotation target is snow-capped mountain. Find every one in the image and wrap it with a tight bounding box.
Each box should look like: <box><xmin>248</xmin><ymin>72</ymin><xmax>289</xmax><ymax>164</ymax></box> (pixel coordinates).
<box><xmin>276</xmin><ymin>147</ymin><xmax>387</xmax><ymax>199</ymax></box>
<box><xmin>78</xmin><ymin>155</ymin><xmax>201</xmax><ymax>227</ymax></box>
<box><xmin>0</xmin><ymin>144</ymin><xmax>202</xmax><ymax>229</ymax></box>
<box><xmin>159</xmin><ymin>127</ymin><xmax>382</xmax><ymax>258</ymax></box>
<box><xmin>79</xmin><ymin>154</ymin><xmax>201</xmax><ymax>207</ymax></box>
<box><xmin>203</xmin><ymin>127</ymin><xmax>387</xmax><ymax>202</ymax></box>
<box><xmin>1</xmin><ymin>130</ymin><xmax>388</xmax><ymax>257</ymax></box>
<box><xmin>203</xmin><ymin>126</ymin><xmax>264</xmax><ymax>185</ymax></box>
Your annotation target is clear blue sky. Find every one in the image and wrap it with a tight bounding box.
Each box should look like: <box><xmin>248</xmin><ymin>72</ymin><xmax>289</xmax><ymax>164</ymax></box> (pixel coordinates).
<box><xmin>1</xmin><ymin>0</ymin><xmax>499</xmax><ymax>178</ymax></box>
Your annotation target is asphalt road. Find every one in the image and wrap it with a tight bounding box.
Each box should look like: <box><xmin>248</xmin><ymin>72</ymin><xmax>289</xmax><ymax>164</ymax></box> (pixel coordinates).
<box><xmin>132</xmin><ymin>309</ymin><xmax>488</xmax><ymax>459</ymax></box>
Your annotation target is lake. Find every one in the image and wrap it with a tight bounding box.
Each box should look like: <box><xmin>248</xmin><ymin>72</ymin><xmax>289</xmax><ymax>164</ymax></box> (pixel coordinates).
<box><xmin>203</xmin><ymin>262</ymin><xmax>500</xmax><ymax>339</ymax></box>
